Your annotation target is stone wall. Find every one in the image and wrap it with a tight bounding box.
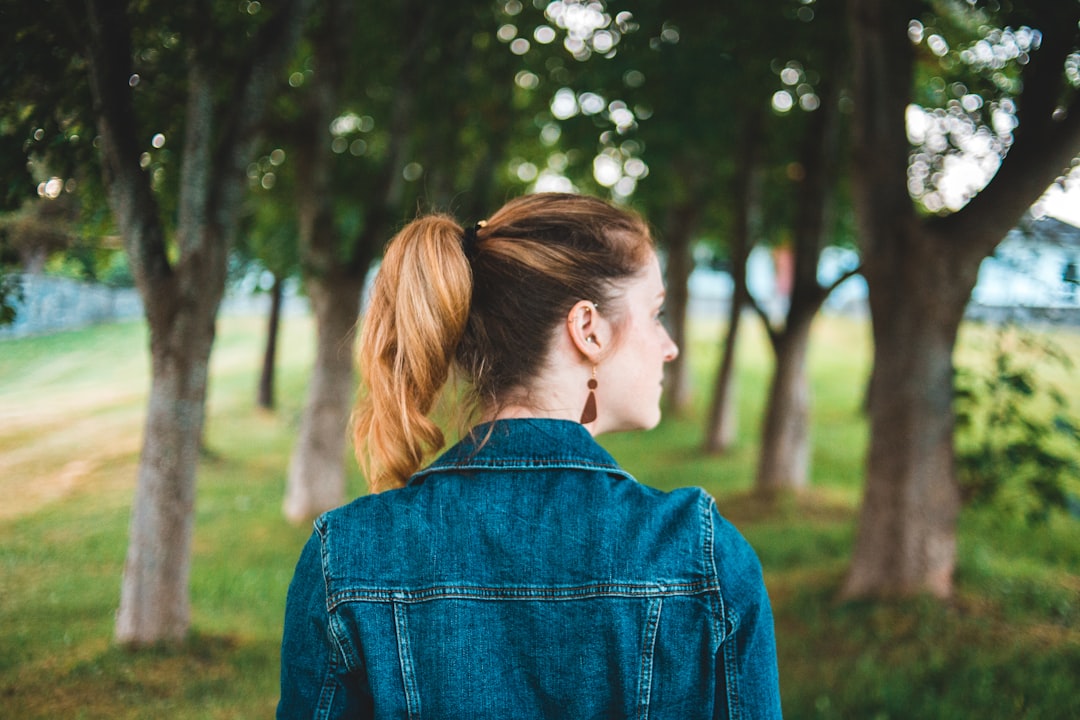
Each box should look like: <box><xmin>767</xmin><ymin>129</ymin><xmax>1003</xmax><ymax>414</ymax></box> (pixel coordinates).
<box><xmin>0</xmin><ymin>274</ymin><xmax>143</xmax><ymax>339</ymax></box>
<box><xmin>0</xmin><ymin>274</ymin><xmax>311</xmax><ymax>340</ymax></box>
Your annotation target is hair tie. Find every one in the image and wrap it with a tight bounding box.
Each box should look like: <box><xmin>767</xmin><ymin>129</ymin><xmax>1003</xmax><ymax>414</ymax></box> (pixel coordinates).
<box><xmin>461</xmin><ymin>220</ymin><xmax>487</xmax><ymax>259</ymax></box>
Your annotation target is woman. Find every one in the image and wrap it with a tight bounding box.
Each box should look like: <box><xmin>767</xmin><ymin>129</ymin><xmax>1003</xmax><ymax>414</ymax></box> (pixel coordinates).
<box><xmin>278</xmin><ymin>193</ymin><xmax>781</xmax><ymax>718</ymax></box>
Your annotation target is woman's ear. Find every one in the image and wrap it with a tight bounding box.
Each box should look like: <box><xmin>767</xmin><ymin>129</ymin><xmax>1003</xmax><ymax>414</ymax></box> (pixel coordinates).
<box><xmin>566</xmin><ymin>299</ymin><xmax>610</xmax><ymax>361</ymax></box>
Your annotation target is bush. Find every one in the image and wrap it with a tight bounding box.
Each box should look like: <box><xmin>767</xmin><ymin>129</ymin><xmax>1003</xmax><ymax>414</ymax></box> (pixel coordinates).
<box><xmin>955</xmin><ymin>324</ymin><xmax>1080</xmax><ymax>523</ymax></box>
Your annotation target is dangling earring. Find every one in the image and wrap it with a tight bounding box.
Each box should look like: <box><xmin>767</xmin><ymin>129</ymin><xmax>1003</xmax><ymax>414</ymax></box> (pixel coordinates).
<box><xmin>580</xmin><ymin>366</ymin><xmax>598</xmax><ymax>424</ymax></box>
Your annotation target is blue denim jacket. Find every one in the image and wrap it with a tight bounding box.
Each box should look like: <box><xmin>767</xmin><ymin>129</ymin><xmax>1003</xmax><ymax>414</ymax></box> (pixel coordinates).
<box><xmin>278</xmin><ymin>419</ymin><xmax>781</xmax><ymax>718</ymax></box>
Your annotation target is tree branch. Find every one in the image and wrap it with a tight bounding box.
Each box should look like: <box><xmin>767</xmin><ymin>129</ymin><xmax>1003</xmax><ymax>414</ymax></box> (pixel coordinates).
<box><xmin>823</xmin><ymin>265</ymin><xmax>863</xmax><ymax>296</ymax></box>
<box><xmin>848</xmin><ymin>0</ymin><xmax>920</xmax><ymax>272</ymax></box>
<box><xmin>81</xmin><ymin>0</ymin><xmax>173</xmax><ymax>309</ymax></box>
<box><xmin>747</xmin><ymin>288</ymin><xmax>781</xmax><ymax>350</ymax></box>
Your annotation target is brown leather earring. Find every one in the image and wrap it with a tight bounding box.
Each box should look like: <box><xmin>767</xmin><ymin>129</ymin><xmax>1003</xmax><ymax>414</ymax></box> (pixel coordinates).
<box><xmin>580</xmin><ymin>366</ymin><xmax>598</xmax><ymax>424</ymax></box>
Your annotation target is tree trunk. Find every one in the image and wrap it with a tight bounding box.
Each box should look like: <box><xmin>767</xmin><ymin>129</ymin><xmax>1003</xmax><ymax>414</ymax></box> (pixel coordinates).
<box><xmin>754</xmin><ymin>48</ymin><xmax>844</xmax><ymax>494</ymax></box>
<box><xmin>840</xmin><ymin>0</ymin><xmax>962</xmax><ymax>599</ymax></box>
<box><xmin>841</xmin><ymin>229</ymin><xmax>970</xmax><ymax>598</ymax></box>
<box><xmin>283</xmin><ymin>0</ymin><xmax>378</xmax><ymax>521</ymax></box>
<box><xmin>841</xmin><ymin>0</ymin><xmax>1080</xmax><ymax>599</ymax></box>
<box><xmin>257</xmin><ymin>273</ymin><xmax>284</xmax><ymax>410</ymax></box>
<box><xmin>116</xmin><ymin>314</ymin><xmax>216</xmax><ymax>641</ymax></box>
<box><xmin>662</xmin><ymin>199</ymin><xmax>702</xmax><ymax>415</ymax></box>
<box><xmin>82</xmin><ymin>0</ymin><xmax>309</xmax><ymax>644</ymax></box>
<box><xmin>283</xmin><ymin>272</ymin><xmax>365</xmax><ymax>522</ymax></box>
<box><xmin>704</xmin><ymin>295</ymin><xmax>742</xmax><ymax>454</ymax></box>
<box><xmin>755</xmin><ymin>314</ymin><xmax>813</xmax><ymax>493</ymax></box>
<box><xmin>284</xmin><ymin>0</ymin><xmax>435</xmax><ymax>519</ymax></box>
<box><xmin>107</xmin><ymin>66</ymin><xmax>226</xmax><ymax>646</ymax></box>
<box><xmin>704</xmin><ymin>111</ymin><xmax>763</xmax><ymax>453</ymax></box>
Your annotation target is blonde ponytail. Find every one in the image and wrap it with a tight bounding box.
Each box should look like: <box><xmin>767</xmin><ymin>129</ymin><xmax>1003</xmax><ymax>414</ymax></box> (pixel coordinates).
<box><xmin>353</xmin><ymin>215</ymin><xmax>472</xmax><ymax>492</ymax></box>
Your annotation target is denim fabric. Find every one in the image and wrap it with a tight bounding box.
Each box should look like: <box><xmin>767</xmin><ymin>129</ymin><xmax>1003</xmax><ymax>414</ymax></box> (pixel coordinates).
<box><xmin>278</xmin><ymin>418</ymin><xmax>781</xmax><ymax>719</ymax></box>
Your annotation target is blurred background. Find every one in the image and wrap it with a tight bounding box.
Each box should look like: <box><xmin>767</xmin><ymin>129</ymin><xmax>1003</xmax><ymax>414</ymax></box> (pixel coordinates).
<box><xmin>1</xmin><ymin>0</ymin><xmax>1078</xmax><ymax>717</ymax></box>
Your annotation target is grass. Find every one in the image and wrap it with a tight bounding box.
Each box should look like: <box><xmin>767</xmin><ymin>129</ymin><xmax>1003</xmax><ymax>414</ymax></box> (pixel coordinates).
<box><xmin>1</xmin><ymin>312</ymin><xmax>1078</xmax><ymax>718</ymax></box>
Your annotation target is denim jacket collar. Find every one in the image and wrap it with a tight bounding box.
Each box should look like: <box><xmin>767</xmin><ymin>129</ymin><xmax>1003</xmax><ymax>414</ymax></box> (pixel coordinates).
<box><xmin>408</xmin><ymin>418</ymin><xmax>630</xmax><ymax>485</ymax></box>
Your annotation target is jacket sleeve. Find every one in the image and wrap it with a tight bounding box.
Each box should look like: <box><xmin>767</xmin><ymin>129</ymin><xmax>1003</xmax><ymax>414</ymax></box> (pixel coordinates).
<box><xmin>710</xmin><ymin>506</ymin><xmax>783</xmax><ymax>719</ymax></box>
<box><xmin>278</xmin><ymin>529</ymin><xmax>372</xmax><ymax>719</ymax></box>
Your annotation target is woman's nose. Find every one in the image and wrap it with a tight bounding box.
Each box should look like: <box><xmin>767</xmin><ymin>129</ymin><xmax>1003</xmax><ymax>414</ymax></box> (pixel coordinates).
<box><xmin>664</xmin><ymin>331</ymin><xmax>679</xmax><ymax>362</ymax></box>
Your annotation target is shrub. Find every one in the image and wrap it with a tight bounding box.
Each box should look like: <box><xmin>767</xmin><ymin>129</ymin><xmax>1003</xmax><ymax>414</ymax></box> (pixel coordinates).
<box><xmin>955</xmin><ymin>324</ymin><xmax>1080</xmax><ymax>523</ymax></box>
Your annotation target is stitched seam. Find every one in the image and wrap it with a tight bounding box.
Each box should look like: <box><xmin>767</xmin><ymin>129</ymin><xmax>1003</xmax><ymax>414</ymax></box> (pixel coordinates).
<box><xmin>393</xmin><ymin>603</ymin><xmax>420</xmax><ymax>720</ymax></box>
<box><xmin>702</xmin><ymin>495</ymin><xmax>719</xmax><ymax>588</ymax></box>
<box><xmin>636</xmin><ymin>597</ymin><xmax>663</xmax><ymax>720</ymax></box>
<box><xmin>703</xmin><ymin>495</ymin><xmax>727</xmax><ymax>646</ymax></box>
<box><xmin>327</xmin><ymin>581</ymin><xmax>719</xmax><ymax>610</ymax></box>
<box><xmin>723</xmin><ymin>608</ymin><xmax>741</xmax><ymax>720</ymax></box>
<box><xmin>314</xmin><ymin>637</ymin><xmax>338</xmax><ymax>719</ymax></box>
<box><xmin>413</xmin><ymin>461</ymin><xmax>634</xmax><ymax>481</ymax></box>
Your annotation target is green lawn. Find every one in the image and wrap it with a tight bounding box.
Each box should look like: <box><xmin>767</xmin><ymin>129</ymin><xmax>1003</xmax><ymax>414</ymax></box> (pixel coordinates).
<box><xmin>1</xmin><ymin>312</ymin><xmax>1077</xmax><ymax>719</ymax></box>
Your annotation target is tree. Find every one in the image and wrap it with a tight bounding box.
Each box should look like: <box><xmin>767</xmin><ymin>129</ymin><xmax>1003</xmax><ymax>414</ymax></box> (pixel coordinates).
<box><xmin>234</xmin><ymin>192</ymin><xmax>300</xmax><ymax>411</ymax></box>
<box><xmin>281</xmin><ymin>0</ymin><xmax>373</xmax><ymax>523</ymax></box>
<box><xmin>703</xmin><ymin>109</ymin><xmax>764</xmax><ymax>453</ymax></box>
<box><xmin>258</xmin><ymin>270</ymin><xmax>286</xmax><ymax>409</ymax></box>
<box><xmin>75</xmin><ymin>0</ymin><xmax>310</xmax><ymax>643</ymax></box>
<box><xmin>750</xmin><ymin>4</ymin><xmax>860</xmax><ymax>493</ymax></box>
<box><xmin>282</xmin><ymin>1</ymin><xmax>528</xmax><ymax>521</ymax></box>
<box><xmin>624</xmin><ymin>4</ymin><xmax>745</xmax><ymax>418</ymax></box>
<box><xmin>842</xmin><ymin>0</ymin><xmax>1080</xmax><ymax>599</ymax></box>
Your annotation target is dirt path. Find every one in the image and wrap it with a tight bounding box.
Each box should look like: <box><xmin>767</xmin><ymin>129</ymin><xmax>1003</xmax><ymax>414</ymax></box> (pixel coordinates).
<box><xmin>0</xmin><ymin>396</ymin><xmax>144</xmax><ymax>521</ymax></box>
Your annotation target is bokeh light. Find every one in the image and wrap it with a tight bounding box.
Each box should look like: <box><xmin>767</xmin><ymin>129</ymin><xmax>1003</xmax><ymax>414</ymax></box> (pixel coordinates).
<box><xmin>36</xmin><ymin>177</ymin><xmax>64</xmax><ymax>199</ymax></box>
<box><xmin>592</xmin><ymin>153</ymin><xmax>621</xmax><ymax>187</ymax></box>
<box><xmin>551</xmin><ymin>87</ymin><xmax>579</xmax><ymax>119</ymax></box>
<box><xmin>578</xmin><ymin>92</ymin><xmax>605</xmax><ymax>115</ymax></box>
<box><xmin>515</xmin><ymin>71</ymin><xmax>540</xmax><ymax>90</ymax></box>
<box><xmin>534</xmin><ymin>26</ymin><xmax>556</xmax><ymax>44</ymax></box>
<box><xmin>772</xmin><ymin>91</ymin><xmax>794</xmax><ymax>113</ymax></box>
<box><xmin>544</xmin><ymin>0</ymin><xmax>622</xmax><ymax>61</ymax></box>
